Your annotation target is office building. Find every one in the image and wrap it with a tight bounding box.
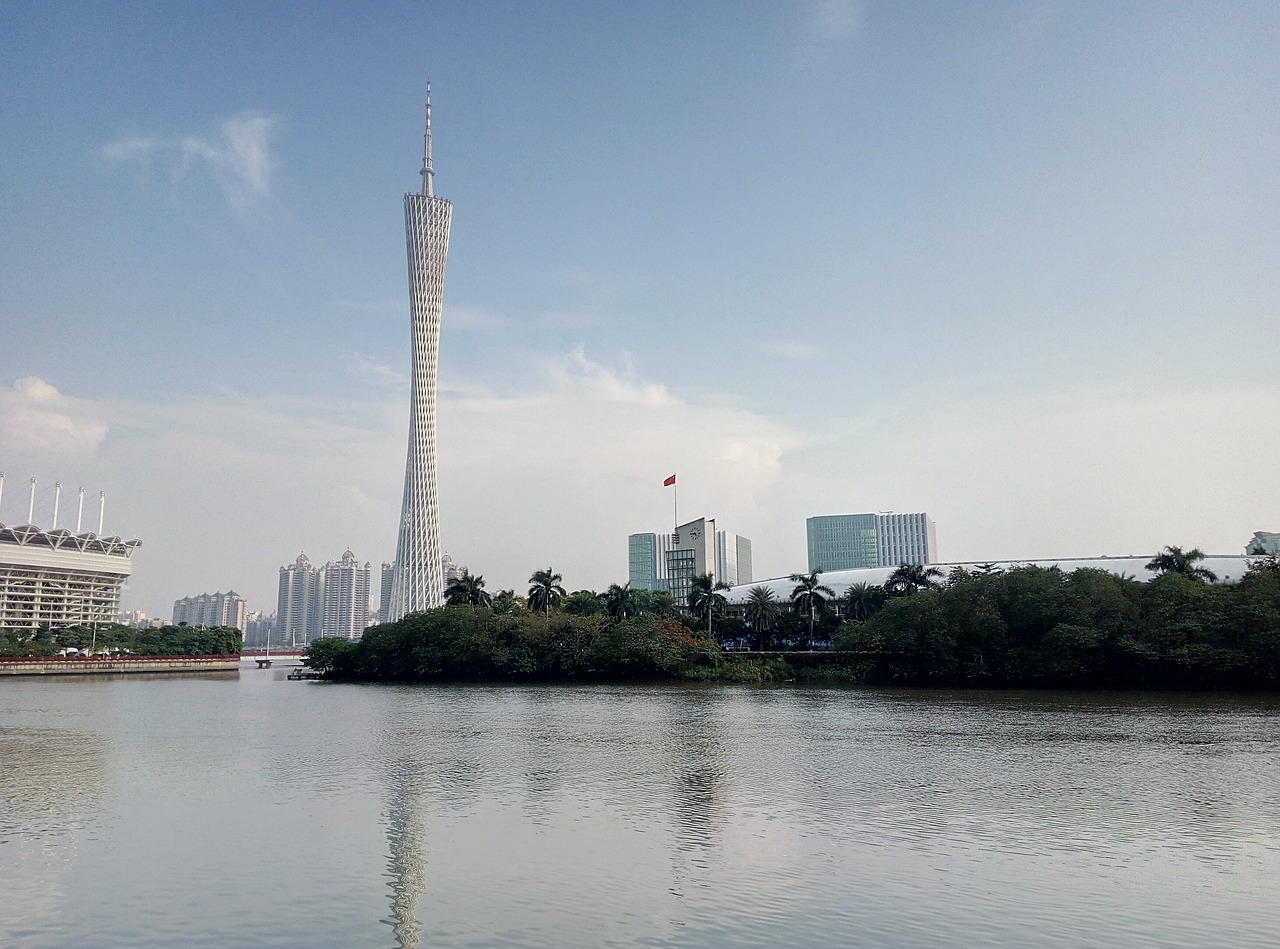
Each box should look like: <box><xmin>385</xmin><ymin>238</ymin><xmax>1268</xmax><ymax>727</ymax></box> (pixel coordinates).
<box><xmin>628</xmin><ymin>532</ymin><xmax>673</xmax><ymax>591</ymax></box>
<box><xmin>807</xmin><ymin>512</ymin><xmax>938</xmax><ymax>572</ymax></box>
<box><xmin>876</xmin><ymin>513</ymin><xmax>938</xmax><ymax>568</ymax></box>
<box><xmin>665</xmin><ymin>518</ymin><xmax>717</xmax><ymax>609</ymax></box>
<box><xmin>389</xmin><ymin>84</ymin><xmax>453</xmax><ymax>622</ymax></box>
<box><xmin>716</xmin><ymin>531</ymin><xmax>753</xmax><ymax>588</ymax></box>
<box><xmin>172</xmin><ymin>591</ymin><xmax>247</xmax><ymax>630</ymax></box>
<box><xmin>1248</xmin><ymin>532</ymin><xmax>1280</xmax><ymax>555</ymax></box>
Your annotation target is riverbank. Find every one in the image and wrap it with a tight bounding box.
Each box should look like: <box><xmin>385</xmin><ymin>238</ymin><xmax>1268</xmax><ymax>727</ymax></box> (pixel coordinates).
<box><xmin>0</xmin><ymin>655</ymin><xmax>242</xmax><ymax>676</ymax></box>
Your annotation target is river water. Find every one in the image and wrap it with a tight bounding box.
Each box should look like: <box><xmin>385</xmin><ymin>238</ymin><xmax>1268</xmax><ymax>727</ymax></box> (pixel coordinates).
<box><xmin>2</xmin><ymin>667</ymin><xmax>1279</xmax><ymax>948</ymax></box>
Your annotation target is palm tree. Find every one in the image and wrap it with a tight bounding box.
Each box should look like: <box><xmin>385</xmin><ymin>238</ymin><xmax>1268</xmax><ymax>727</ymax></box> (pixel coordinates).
<box><xmin>885</xmin><ymin>563</ymin><xmax>943</xmax><ymax>596</ymax></box>
<box><xmin>604</xmin><ymin>583</ymin><xmax>636</xmax><ymax>622</ymax></box>
<box><xmin>688</xmin><ymin>573</ymin><xmax>730</xmax><ymax>634</ymax></box>
<box><xmin>527</xmin><ymin>567</ymin><xmax>567</xmax><ymax>616</ymax></box>
<box><xmin>842</xmin><ymin>582</ymin><xmax>883</xmax><ymax>622</ymax></box>
<box><xmin>1146</xmin><ymin>546</ymin><xmax>1217</xmax><ymax>583</ymax></box>
<box><xmin>789</xmin><ymin>571</ymin><xmax>836</xmax><ymax>647</ymax></box>
<box><xmin>743</xmin><ymin>585</ymin><xmax>780</xmax><ymax>650</ymax></box>
<box><xmin>490</xmin><ymin>589</ymin><xmax>520</xmax><ymax>615</ymax></box>
<box><xmin>444</xmin><ymin>569</ymin><xmax>491</xmax><ymax>608</ymax></box>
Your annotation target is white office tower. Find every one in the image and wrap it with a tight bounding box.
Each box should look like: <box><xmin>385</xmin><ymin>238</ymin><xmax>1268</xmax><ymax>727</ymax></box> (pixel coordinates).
<box><xmin>665</xmin><ymin>518</ymin><xmax>717</xmax><ymax>609</ymax></box>
<box><xmin>716</xmin><ymin>531</ymin><xmax>753</xmax><ymax>588</ymax></box>
<box><xmin>875</xmin><ymin>513</ymin><xmax>937</xmax><ymax>567</ymax></box>
<box><xmin>389</xmin><ymin>83</ymin><xmax>453</xmax><ymax>622</ymax></box>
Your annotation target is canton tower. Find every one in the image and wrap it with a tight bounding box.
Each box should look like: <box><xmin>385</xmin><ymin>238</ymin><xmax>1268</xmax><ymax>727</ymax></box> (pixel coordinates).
<box><xmin>388</xmin><ymin>83</ymin><xmax>452</xmax><ymax>620</ymax></box>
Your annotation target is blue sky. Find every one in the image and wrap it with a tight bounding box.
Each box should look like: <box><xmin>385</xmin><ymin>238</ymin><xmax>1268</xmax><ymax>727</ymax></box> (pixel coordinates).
<box><xmin>2</xmin><ymin>1</ymin><xmax>1277</xmax><ymax>617</ymax></box>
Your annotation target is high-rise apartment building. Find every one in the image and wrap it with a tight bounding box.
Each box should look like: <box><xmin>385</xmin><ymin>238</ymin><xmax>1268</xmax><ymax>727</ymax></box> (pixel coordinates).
<box><xmin>277</xmin><ymin>552</ymin><xmax>322</xmax><ymax>646</ymax></box>
<box><xmin>172</xmin><ymin>591</ymin><xmax>247</xmax><ymax>630</ymax></box>
<box><xmin>389</xmin><ymin>85</ymin><xmax>452</xmax><ymax>622</ymax></box>
<box><xmin>244</xmin><ymin>610</ymin><xmax>275</xmax><ymax>649</ymax></box>
<box><xmin>320</xmin><ymin>549</ymin><xmax>371</xmax><ymax>640</ymax></box>
<box><xmin>807</xmin><ymin>512</ymin><xmax>938</xmax><ymax>572</ymax></box>
<box><xmin>377</xmin><ymin>562</ymin><xmax>395</xmax><ymax>624</ymax></box>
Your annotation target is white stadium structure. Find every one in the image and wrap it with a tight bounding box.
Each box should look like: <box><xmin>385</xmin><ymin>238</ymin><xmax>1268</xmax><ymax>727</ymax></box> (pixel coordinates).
<box><xmin>723</xmin><ymin>555</ymin><xmax>1259</xmax><ymax>604</ymax></box>
<box><xmin>0</xmin><ymin>478</ymin><xmax>141</xmax><ymax>634</ymax></box>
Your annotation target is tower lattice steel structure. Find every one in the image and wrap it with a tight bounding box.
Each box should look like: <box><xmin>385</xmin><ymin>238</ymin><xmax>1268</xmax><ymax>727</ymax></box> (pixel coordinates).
<box><xmin>388</xmin><ymin>84</ymin><xmax>452</xmax><ymax>620</ymax></box>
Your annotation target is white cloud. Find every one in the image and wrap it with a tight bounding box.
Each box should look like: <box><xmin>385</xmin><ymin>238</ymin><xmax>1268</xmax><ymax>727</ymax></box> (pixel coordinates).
<box><xmin>0</xmin><ymin>376</ymin><xmax>109</xmax><ymax>456</ymax></box>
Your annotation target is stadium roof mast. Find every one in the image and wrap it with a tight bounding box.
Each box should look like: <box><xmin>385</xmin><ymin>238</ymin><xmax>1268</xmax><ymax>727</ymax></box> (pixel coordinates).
<box><xmin>420</xmin><ymin>80</ymin><xmax>434</xmax><ymax>197</ymax></box>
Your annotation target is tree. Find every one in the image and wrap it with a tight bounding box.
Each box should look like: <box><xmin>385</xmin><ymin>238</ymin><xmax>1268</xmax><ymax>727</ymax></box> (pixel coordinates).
<box><xmin>743</xmin><ymin>585</ymin><xmax>780</xmax><ymax>650</ymax></box>
<box><xmin>688</xmin><ymin>573</ymin><xmax>730</xmax><ymax>634</ymax></box>
<box><xmin>490</xmin><ymin>589</ymin><xmax>521</xmax><ymax>615</ymax></box>
<box><xmin>604</xmin><ymin>583</ymin><xmax>636</xmax><ymax>622</ymax></box>
<box><xmin>562</xmin><ymin>590</ymin><xmax>606</xmax><ymax>616</ymax></box>
<box><xmin>445</xmin><ymin>569</ymin><xmax>491</xmax><ymax>608</ymax></box>
<box><xmin>789</xmin><ymin>571</ymin><xmax>836</xmax><ymax>648</ymax></box>
<box><xmin>632</xmin><ymin>588</ymin><xmax>676</xmax><ymax>617</ymax></box>
<box><xmin>885</xmin><ymin>563</ymin><xmax>944</xmax><ymax>596</ymax></box>
<box><xmin>527</xmin><ymin>568</ymin><xmax>567</xmax><ymax>616</ymax></box>
<box><xmin>1146</xmin><ymin>546</ymin><xmax>1218</xmax><ymax>583</ymax></box>
<box><xmin>843</xmin><ymin>582</ymin><xmax>885</xmax><ymax>622</ymax></box>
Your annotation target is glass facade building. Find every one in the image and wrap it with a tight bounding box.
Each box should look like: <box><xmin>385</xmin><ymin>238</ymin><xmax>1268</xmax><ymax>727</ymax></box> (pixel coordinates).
<box><xmin>807</xmin><ymin>512</ymin><xmax>937</xmax><ymax>572</ymax></box>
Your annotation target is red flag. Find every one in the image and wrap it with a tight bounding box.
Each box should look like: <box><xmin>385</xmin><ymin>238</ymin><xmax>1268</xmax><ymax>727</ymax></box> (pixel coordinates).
<box><xmin>663</xmin><ymin>474</ymin><xmax>676</xmax><ymax>487</ymax></box>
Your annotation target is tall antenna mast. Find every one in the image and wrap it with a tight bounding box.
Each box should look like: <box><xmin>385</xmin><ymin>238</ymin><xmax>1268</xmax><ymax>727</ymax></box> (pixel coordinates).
<box><xmin>98</xmin><ymin>491</ymin><xmax>106</xmax><ymax>535</ymax></box>
<box><xmin>420</xmin><ymin>80</ymin><xmax>435</xmax><ymax>196</ymax></box>
<box><xmin>27</xmin><ymin>478</ymin><xmax>36</xmax><ymax>525</ymax></box>
<box><xmin>77</xmin><ymin>487</ymin><xmax>85</xmax><ymax>532</ymax></box>
<box><xmin>52</xmin><ymin>482</ymin><xmax>61</xmax><ymax>528</ymax></box>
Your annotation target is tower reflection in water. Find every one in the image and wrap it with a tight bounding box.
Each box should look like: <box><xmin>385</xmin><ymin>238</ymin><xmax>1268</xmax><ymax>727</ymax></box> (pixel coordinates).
<box><xmin>384</xmin><ymin>762</ymin><xmax>429</xmax><ymax>949</ymax></box>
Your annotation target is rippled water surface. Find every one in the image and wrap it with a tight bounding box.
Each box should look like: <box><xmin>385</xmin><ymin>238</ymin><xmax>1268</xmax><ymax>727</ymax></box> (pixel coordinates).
<box><xmin>2</xmin><ymin>670</ymin><xmax>1279</xmax><ymax>947</ymax></box>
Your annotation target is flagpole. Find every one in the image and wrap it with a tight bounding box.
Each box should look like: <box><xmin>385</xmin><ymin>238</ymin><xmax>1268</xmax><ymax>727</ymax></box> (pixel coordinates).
<box><xmin>674</xmin><ymin>481</ymin><xmax>678</xmax><ymax>531</ymax></box>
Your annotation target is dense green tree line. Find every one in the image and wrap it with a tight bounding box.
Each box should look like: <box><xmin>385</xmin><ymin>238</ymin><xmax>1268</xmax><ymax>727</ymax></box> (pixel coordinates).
<box><xmin>316</xmin><ymin>553</ymin><xmax>1280</xmax><ymax>689</ymax></box>
<box><xmin>835</xmin><ymin>559</ymin><xmax>1280</xmax><ymax>688</ymax></box>
<box><xmin>307</xmin><ymin>609</ymin><xmax>721</xmax><ymax>682</ymax></box>
<box><xmin>0</xmin><ymin>623</ymin><xmax>242</xmax><ymax>658</ymax></box>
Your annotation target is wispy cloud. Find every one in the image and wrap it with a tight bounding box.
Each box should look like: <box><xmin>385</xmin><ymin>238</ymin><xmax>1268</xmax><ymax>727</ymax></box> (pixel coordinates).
<box><xmin>99</xmin><ymin>134</ymin><xmax>161</xmax><ymax>162</ymax></box>
<box><xmin>180</xmin><ymin>112</ymin><xmax>279</xmax><ymax>215</ymax></box>
<box><xmin>795</xmin><ymin>0</ymin><xmax>866</xmax><ymax>66</ymax></box>
<box><xmin>98</xmin><ymin>112</ymin><xmax>280</xmax><ymax>217</ymax></box>
<box><xmin>347</xmin><ymin>353</ymin><xmax>407</xmax><ymax>390</ymax></box>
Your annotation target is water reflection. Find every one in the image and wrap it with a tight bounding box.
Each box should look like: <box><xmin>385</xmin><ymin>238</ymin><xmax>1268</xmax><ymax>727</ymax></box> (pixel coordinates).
<box><xmin>384</xmin><ymin>758</ymin><xmax>429</xmax><ymax>949</ymax></box>
<box><xmin>0</xmin><ymin>725</ymin><xmax>108</xmax><ymax>946</ymax></box>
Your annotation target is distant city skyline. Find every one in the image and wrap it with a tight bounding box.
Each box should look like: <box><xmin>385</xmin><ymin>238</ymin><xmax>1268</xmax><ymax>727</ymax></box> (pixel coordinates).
<box><xmin>2</xmin><ymin>3</ymin><xmax>1277</xmax><ymax>616</ymax></box>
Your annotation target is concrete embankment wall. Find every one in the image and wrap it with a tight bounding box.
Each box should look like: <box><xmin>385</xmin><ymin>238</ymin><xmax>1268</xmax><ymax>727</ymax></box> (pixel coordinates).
<box><xmin>0</xmin><ymin>656</ymin><xmax>241</xmax><ymax>676</ymax></box>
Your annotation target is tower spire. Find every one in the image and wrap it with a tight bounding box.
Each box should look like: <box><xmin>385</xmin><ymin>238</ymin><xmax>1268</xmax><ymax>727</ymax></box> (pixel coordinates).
<box><xmin>420</xmin><ymin>80</ymin><xmax>434</xmax><ymax>196</ymax></box>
